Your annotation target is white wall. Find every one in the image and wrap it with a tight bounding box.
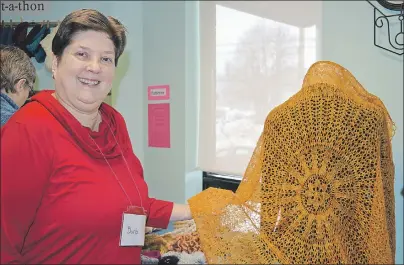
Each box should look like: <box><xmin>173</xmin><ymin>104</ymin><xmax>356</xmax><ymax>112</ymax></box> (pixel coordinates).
<box><xmin>142</xmin><ymin>1</ymin><xmax>201</xmax><ymax>203</ymax></box>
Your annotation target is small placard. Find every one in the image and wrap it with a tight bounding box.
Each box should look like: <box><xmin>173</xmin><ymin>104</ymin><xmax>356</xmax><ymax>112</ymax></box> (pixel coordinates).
<box><xmin>148</xmin><ymin>85</ymin><xmax>170</xmax><ymax>101</ymax></box>
<box><xmin>120</xmin><ymin>213</ymin><xmax>146</xmax><ymax>246</ymax></box>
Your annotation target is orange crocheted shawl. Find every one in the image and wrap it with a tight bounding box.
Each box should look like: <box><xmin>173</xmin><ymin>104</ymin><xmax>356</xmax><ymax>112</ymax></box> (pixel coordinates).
<box><xmin>189</xmin><ymin>61</ymin><xmax>396</xmax><ymax>264</ymax></box>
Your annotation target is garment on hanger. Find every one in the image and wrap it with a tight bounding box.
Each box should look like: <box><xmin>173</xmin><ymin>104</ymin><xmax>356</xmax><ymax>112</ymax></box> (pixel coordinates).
<box><xmin>1</xmin><ymin>25</ymin><xmax>13</xmax><ymax>45</ymax></box>
<box><xmin>6</xmin><ymin>26</ymin><xmax>13</xmax><ymax>45</ymax></box>
<box><xmin>1</xmin><ymin>21</ymin><xmax>51</xmax><ymax>63</ymax></box>
<box><xmin>26</xmin><ymin>25</ymin><xmax>50</xmax><ymax>63</ymax></box>
<box><xmin>12</xmin><ymin>22</ymin><xmax>29</xmax><ymax>49</ymax></box>
<box><xmin>22</xmin><ymin>23</ymin><xmax>42</xmax><ymax>56</ymax></box>
<box><xmin>0</xmin><ymin>26</ymin><xmax>8</xmax><ymax>44</ymax></box>
<box><xmin>26</xmin><ymin>25</ymin><xmax>48</xmax><ymax>52</ymax></box>
<box><xmin>40</xmin><ymin>24</ymin><xmax>59</xmax><ymax>71</ymax></box>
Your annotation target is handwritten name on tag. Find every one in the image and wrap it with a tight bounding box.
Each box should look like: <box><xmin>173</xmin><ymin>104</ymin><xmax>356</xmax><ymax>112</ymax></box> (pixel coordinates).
<box><xmin>120</xmin><ymin>213</ymin><xmax>146</xmax><ymax>246</ymax></box>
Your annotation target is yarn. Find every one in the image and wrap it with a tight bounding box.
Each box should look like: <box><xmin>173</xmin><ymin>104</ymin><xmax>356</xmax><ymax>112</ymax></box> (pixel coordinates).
<box><xmin>39</xmin><ymin>24</ymin><xmax>59</xmax><ymax>72</ymax></box>
<box><xmin>188</xmin><ymin>61</ymin><xmax>396</xmax><ymax>264</ymax></box>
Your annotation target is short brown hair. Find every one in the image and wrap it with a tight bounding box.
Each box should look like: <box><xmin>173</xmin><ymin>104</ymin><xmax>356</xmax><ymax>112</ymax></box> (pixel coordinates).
<box><xmin>52</xmin><ymin>9</ymin><xmax>127</xmax><ymax>66</ymax></box>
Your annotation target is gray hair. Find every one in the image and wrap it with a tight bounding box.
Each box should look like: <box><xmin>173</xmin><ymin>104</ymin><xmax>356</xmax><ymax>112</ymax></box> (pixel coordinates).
<box><xmin>0</xmin><ymin>45</ymin><xmax>36</xmax><ymax>93</ymax></box>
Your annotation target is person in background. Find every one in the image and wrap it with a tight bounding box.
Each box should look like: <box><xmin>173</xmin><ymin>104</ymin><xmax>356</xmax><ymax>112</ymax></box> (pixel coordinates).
<box><xmin>0</xmin><ymin>44</ymin><xmax>36</xmax><ymax>126</ymax></box>
<box><xmin>1</xmin><ymin>9</ymin><xmax>191</xmax><ymax>264</ymax></box>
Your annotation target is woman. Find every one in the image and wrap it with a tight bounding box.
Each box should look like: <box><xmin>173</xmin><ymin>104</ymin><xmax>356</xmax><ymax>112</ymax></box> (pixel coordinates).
<box><xmin>188</xmin><ymin>61</ymin><xmax>396</xmax><ymax>264</ymax></box>
<box><xmin>0</xmin><ymin>45</ymin><xmax>36</xmax><ymax>126</ymax></box>
<box><xmin>1</xmin><ymin>9</ymin><xmax>191</xmax><ymax>264</ymax></box>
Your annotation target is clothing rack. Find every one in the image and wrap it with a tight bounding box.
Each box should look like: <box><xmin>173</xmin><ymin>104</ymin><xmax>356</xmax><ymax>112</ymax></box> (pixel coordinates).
<box><xmin>1</xmin><ymin>20</ymin><xmax>59</xmax><ymax>28</ymax></box>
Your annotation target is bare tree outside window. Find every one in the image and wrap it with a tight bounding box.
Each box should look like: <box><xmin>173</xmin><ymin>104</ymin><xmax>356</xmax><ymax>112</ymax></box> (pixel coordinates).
<box><xmin>215</xmin><ymin>4</ymin><xmax>317</xmax><ymax>175</ymax></box>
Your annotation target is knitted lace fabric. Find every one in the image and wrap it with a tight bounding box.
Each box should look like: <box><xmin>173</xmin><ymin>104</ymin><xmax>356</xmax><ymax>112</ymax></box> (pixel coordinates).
<box><xmin>188</xmin><ymin>61</ymin><xmax>395</xmax><ymax>264</ymax></box>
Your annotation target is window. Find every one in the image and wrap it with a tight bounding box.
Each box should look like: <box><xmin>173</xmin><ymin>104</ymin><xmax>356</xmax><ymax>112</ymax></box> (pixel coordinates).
<box><xmin>198</xmin><ymin>1</ymin><xmax>323</xmax><ymax>178</ymax></box>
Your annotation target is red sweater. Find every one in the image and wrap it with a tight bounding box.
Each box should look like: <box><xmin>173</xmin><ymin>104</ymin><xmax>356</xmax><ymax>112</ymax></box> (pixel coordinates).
<box><xmin>1</xmin><ymin>90</ymin><xmax>174</xmax><ymax>264</ymax></box>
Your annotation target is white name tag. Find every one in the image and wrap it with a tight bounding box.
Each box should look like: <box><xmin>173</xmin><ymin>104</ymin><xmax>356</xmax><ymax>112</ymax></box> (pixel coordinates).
<box><xmin>120</xmin><ymin>213</ymin><xmax>146</xmax><ymax>246</ymax></box>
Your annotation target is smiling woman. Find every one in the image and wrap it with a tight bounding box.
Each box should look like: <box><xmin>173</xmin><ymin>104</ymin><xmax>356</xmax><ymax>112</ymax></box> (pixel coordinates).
<box><xmin>1</xmin><ymin>9</ymin><xmax>192</xmax><ymax>265</ymax></box>
<box><xmin>50</xmin><ymin>10</ymin><xmax>126</xmax><ymax>129</ymax></box>
<box><xmin>52</xmin><ymin>30</ymin><xmax>117</xmax><ymax>129</ymax></box>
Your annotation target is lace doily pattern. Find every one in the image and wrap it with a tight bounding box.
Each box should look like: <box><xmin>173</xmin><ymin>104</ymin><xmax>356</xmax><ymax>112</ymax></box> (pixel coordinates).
<box><xmin>189</xmin><ymin>61</ymin><xmax>395</xmax><ymax>264</ymax></box>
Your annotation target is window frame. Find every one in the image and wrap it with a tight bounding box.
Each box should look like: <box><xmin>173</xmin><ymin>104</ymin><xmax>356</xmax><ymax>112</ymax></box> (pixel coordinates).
<box><xmin>198</xmin><ymin>1</ymin><xmax>322</xmax><ymax>180</ymax></box>
<box><xmin>202</xmin><ymin>171</ymin><xmax>242</xmax><ymax>192</ymax></box>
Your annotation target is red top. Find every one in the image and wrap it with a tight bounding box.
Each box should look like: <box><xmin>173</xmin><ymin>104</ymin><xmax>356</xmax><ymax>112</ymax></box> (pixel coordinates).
<box><xmin>1</xmin><ymin>90</ymin><xmax>174</xmax><ymax>264</ymax></box>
